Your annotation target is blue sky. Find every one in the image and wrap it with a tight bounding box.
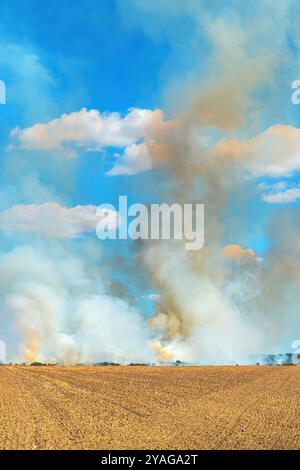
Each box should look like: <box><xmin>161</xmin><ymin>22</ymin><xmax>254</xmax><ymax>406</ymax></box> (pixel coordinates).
<box><xmin>0</xmin><ymin>0</ymin><xmax>171</xmax><ymax>213</ymax></box>
<box><xmin>0</xmin><ymin>0</ymin><xmax>168</xmax><ymax>116</ymax></box>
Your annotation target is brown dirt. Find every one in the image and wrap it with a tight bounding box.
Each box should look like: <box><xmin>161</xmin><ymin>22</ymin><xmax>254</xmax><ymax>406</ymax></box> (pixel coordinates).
<box><xmin>0</xmin><ymin>365</ymin><xmax>299</xmax><ymax>449</ymax></box>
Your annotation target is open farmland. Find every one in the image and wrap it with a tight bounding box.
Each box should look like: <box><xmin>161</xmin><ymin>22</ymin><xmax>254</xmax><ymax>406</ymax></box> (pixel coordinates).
<box><xmin>0</xmin><ymin>365</ymin><xmax>299</xmax><ymax>450</ymax></box>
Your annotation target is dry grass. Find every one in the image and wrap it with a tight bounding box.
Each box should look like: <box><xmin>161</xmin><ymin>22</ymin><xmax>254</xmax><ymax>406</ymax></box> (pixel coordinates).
<box><xmin>0</xmin><ymin>365</ymin><xmax>299</xmax><ymax>449</ymax></box>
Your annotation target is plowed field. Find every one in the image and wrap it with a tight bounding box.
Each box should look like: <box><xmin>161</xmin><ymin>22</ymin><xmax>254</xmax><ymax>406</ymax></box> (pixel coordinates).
<box><xmin>0</xmin><ymin>365</ymin><xmax>299</xmax><ymax>449</ymax></box>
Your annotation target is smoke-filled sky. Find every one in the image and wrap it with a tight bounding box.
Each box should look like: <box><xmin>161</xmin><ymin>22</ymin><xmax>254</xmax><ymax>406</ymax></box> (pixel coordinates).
<box><xmin>0</xmin><ymin>0</ymin><xmax>300</xmax><ymax>363</ymax></box>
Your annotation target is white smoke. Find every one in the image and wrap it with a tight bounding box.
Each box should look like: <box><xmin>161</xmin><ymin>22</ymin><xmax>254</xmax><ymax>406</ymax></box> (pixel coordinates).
<box><xmin>0</xmin><ymin>244</ymin><xmax>154</xmax><ymax>363</ymax></box>
<box><xmin>1</xmin><ymin>1</ymin><xmax>300</xmax><ymax>365</ymax></box>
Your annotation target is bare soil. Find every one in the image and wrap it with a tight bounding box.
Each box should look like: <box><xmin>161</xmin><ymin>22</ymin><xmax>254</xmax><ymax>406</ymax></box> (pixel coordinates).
<box><xmin>0</xmin><ymin>365</ymin><xmax>299</xmax><ymax>449</ymax></box>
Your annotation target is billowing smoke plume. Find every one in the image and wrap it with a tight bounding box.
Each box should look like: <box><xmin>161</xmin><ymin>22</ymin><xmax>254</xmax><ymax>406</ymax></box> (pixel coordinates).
<box><xmin>0</xmin><ymin>242</ymin><xmax>153</xmax><ymax>363</ymax></box>
<box><xmin>126</xmin><ymin>0</ymin><xmax>300</xmax><ymax>363</ymax></box>
<box><xmin>1</xmin><ymin>1</ymin><xmax>300</xmax><ymax>364</ymax></box>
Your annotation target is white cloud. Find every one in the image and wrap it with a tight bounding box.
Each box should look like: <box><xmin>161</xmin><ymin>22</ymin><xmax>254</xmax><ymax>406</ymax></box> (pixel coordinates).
<box><xmin>107</xmin><ymin>142</ymin><xmax>152</xmax><ymax>176</ymax></box>
<box><xmin>262</xmin><ymin>187</ymin><xmax>300</xmax><ymax>204</ymax></box>
<box><xmin>13</xmin><ymin>108</ymin><xmax>300</xmax><ymax>182</ymax></box>
<box><xmin>257</xmin><ymin>181</ymin><xmax>288</xmax><ymax>192</ymax></box>
<box><xmin>11</xmin><ymin>107</ymin><xmax>169</xmax><ymax>175</ymax></box>
<box><xmin>223</xmin><ymin>244</ymin><xmax>262</xmax><ymax>263</ymax></box>
<box><xmin>0</xmin><ymin>203</ymin><xmax>118</xmax><ymax>237</ymax></box>
<box><xmin>213</xmin><ymin>125</ymin><xmax>300</xmax><ymax>177</ymax></box>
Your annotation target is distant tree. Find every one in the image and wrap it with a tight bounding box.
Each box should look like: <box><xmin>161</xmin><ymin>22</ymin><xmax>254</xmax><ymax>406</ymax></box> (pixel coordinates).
<box><xmin>94</xmin><ymin>362</ymin><xmax>121</xmax><ymax>366</ymax></box>
<box><xmin>128</xmin><ymin>363</ymin><xmax>149</xmax><ymax>366</ymax></box>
